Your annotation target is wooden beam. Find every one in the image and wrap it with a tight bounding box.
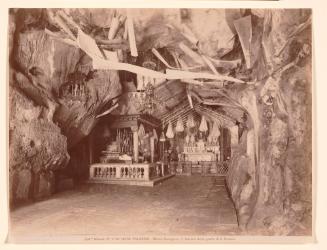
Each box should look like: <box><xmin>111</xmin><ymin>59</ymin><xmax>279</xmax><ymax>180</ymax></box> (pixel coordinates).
<box><xmin>194</xmin><ymin>104</ymin><xmax>236</xmax><ymax>126</ymax></box>
<box><xmin>159</xmin><ymin>100</ymin><xmax>189</xmax><ymax>121</ymax></box>
<box><xmin>108</xmin><ymin>16</ymin><xmax>121</xmax><ymax>40</ymax></box>
<box><xmin>203</xmin><ymin>101</ymin><xmax>240</xmax><ymax>109</ymax></box>
<box><xmin>162</xmin><ymin>107</ymin><xmax>193</xmax><ymax>127</ymax></box>
<box><xmin>96</xmin><ymin>103</ymin><xmax>119</xmax><ymax>118</ymax></box>
<box><xmin>187</xmin><ymin>91</ymin><xmax>194</xmax><ymax>109</ymax></box>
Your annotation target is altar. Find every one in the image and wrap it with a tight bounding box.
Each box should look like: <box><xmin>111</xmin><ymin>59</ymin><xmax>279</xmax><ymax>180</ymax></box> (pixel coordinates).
<box><xmin>160</xmin><ymin>112</ymin><xmax>230</xmax><ymax>176</ymax></box>
<box><xmin>182</xmin><ymin>139</ymin><xmax>220</xmax><ymax>162</ymax></box>
<box><xmin>89</xmin><ymin>114</ymin><xmax>174</xmax><ymax>186</ymax></box>
<box><xmin>183</xmin><ymin>152</ymin><xmax>216</xmax><ymax>162</ymax></box>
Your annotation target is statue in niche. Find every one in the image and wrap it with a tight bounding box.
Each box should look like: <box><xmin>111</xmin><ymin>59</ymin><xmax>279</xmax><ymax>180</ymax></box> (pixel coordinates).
<box><xmin>59</xmin><ymin>71</ymin><xmax>90</xmax><ymax>103</ymax></box>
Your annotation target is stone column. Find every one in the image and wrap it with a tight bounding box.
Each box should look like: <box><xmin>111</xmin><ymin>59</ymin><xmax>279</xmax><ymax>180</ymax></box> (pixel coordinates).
<box><xmin>89</xmin><ymin>166</ymin><xmax>95</xmax><ymax>179</ymax></box>
<box><xmin>220</xmin><ymin>127</ymin><xmax>224</xmax><ymax>161</ymax></box>
<box><xmin>88</xmin><ymin>131</ymin><xmax>93</xmax><ymax>164</ymax></box>
<box><xmin>144</xmin><ymin>165</ymin><xmax>150</xmax><ymax>180</ymax></box>
<box><xmin>150</xmin><ymin>136</ymin><xmax>155</xmax><ymax>163</ymax></box>
<box><xmin>229</xmin><ymin>125</ymin><xmax>239</xmax><ymax>157</ymax></box>
<box><xmin>131</xmin><ymin>126</ymin><xmax>139</xmax><ymax>163</ymax></box>
<box><xmin>115</xmin><ymin>165</ymin><xmax>121</xmax><ymax>178</ymax></box>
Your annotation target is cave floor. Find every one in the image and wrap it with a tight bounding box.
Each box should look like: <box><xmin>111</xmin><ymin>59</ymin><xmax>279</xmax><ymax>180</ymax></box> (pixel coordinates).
<box><xmin>9</xmin><ymin>175</ymin><xmax>240</xmax><ymax>243</ymax></box>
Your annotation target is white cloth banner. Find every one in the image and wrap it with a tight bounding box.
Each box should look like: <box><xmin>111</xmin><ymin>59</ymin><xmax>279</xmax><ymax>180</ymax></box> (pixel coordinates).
<box><xmin>76</xmin><ymin>28</ymin><xmax>244</xmax><ymax>83</ymax></box>
<box><xmin>77</xmin><ymin>28</ymin><xmax>104</xmax><ymax>59</ymax></box>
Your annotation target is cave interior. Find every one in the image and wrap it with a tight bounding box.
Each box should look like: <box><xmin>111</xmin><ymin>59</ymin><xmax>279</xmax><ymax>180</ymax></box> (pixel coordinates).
<box><xmin>8</xmin><ymin>8</ymin><xmax>312</xmax><ymax>237</ymax></box>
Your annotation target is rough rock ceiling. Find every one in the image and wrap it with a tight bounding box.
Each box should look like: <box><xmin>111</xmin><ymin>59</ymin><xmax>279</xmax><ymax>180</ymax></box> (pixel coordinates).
<box><xmin>9</xmin><ymin>8</ymin><xmax>312</xmax><ymax>147</ymax></box>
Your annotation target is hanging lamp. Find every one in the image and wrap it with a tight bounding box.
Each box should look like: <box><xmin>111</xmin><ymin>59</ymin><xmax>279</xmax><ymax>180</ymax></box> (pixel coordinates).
<box><xmin>208</xmin><ymin>120</ymin><xmax>221</xmax><ymax>142</ymax></box>
<box><xmin>166</xmin><ymin>121</ymin><xmax>174</xmax><ymax>139</ymax></box>
<box><xmin>159</xmin><ymin>131</ymin><xmax>166</xmax><ymax>142</ymax></box>
<box><xmin>212</xmin><ymin>120</ymin><xmax>221</xmax><ymax>137</ymax></box>
<box><xmin>138</xmin><ymin>123</ymin><xmax>145</xmax><ymax>138</ymax></box>
<box><xmin>199</xmin><ymin>115</ymin><xmax>208</xmax><ymax>132</ymax></box>
<box><xmin>175</xmin><ymin>117</ymin><xmax>184</xmax><ymax>132</ymax></box>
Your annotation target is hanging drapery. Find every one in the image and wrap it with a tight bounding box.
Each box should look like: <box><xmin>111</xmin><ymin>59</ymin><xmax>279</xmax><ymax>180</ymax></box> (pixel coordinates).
<box><xmin>190</xmin><ymin>134</ymin><xmax>195</xmax><ymax>144</ymax></box>
<box><xmin>199</xmin><ymin>115</ymin><xmax>208</xmax><ymax>132</ymax></box>
<box><xmin>175</xmin><ymin>117</ymin><xmax>184</xmax><ymax>132</ymax></box>
<box><xmin>138</xmin><ymin>123</ymin><xmax>145</xmax><ymax>138</ymax></box>
<box><xmin>185</xmin><ymin>134</ymin><xmax>190</xmax><ymax>144</ymax></box>
<box><xmin>208</xmin><ymin>120</ymin><xmax>221</xmax><ymax>142</ymax></box>
<box><xmin>166</xmin><ymin>121</ymin><xmax>174</xmax><ymax>139</ymax></box>
<box><xmin>186</xmin><ymin>114</ymin><xmax>195</xmax><ymax>128</ymax></box>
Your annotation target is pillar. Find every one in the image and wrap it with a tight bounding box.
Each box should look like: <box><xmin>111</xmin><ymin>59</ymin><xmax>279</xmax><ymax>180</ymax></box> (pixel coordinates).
<box><xmin>89</xmin><ymin>166</ymin><xmax>95</xmax><ymax>179</ymax></box>
<box><xmin>220</xmin><ymin>127</ymin><xmax>224</xmax><ymax>161</ymax></box>
<box><xmin>116</xmin><ymin>166</ymin><xmax>121</xmax><ymax>178</ymax></box>
<box><xmin>88</xmin><ymin>131</ymin><xmax>93</xmax><ymax>165</ymax></box>
<box><xmin>229</xmin><ymin>125</ymin><xmax>239</xmax><ymax>157</ymax></box>
<box><xmin>131</xmin><ymin>126</ymin><xmax>139</xmax><ymax>163</ymax></box>
<box><xmin>144</xmin><ymin>166</ymin><xmax>150</xmax><ymax>180</ymax></box>
<box><xmin>150</xmin><ymin>136</ymin><xmax>155</xmax><ymax>163</ymax></box>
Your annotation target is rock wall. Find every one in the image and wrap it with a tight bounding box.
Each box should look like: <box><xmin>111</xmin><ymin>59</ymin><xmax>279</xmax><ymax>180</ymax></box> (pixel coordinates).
<box><xmin>8</xmin><ymin>9</ymin><xmax>122</xmax><ymax>205</ymax></box>
<box><xmin>226</xmin><ymin>130</ymin><xmax>257</xmax><ymax>228</ymax></box>
<box><xmin>9</xmin><ymin>84</ymin><xmax>69</xmax><ymax>203</ymax></box>
<box><xmin>226</xmin><ymin>9</ymin><xmax>312</xmax><ymax>235</ymax></box>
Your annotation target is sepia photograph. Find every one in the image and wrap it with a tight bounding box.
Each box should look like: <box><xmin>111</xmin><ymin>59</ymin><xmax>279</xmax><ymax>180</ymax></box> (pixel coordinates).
<box><xmin>6</xmin><ymin>7</ymin><xmax>313</xmax><ymax>243</ymax></box>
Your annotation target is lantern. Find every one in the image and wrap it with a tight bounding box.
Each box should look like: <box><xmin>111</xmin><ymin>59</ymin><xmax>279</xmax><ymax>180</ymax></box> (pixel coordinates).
<box><xmin>166</xmin><ymin>121</ymin><xmax>174</xmax><ymax>139</ymax></box>
<box><xmin>175</xmin><ymin>117</ymin><xmax>184</xmax><ymax>132</ymax></box>
<box><xmin>208</xmin><ymin>120</ymin><xmax>221</xmax><ymax>144</ymax></box>
<box><xmin>199</xmin><ymin>115</ymin><xmax>208</xmax><ymax>132</ymax></box>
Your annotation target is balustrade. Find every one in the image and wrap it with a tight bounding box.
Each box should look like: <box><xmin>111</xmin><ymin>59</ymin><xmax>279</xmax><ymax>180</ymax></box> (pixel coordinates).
<box><xmin>175</xmin><ymin>161</ymin><xmax>229</xmax><ymax>176</ymax></box>
<box><xmin>90</xmin><ymin>163</ymin><xmax>154</xmax><ymax>181</ymax></box>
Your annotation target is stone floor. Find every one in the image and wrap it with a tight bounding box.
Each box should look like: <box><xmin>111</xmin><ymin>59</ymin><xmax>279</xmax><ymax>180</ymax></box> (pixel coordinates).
<box><xmin>8</xmin><ymin>176</ymin><xmax>239</xmax><ymax>243</ymax></box>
